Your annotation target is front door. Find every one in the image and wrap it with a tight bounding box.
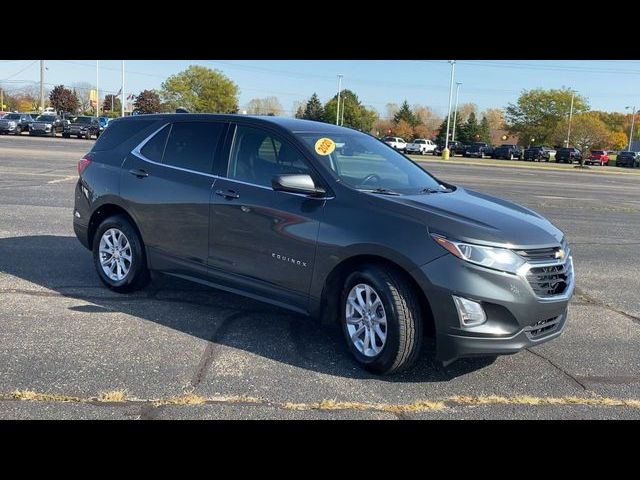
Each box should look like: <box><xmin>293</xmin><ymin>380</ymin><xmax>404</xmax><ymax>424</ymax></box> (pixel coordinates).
<box><xmin>208</xmin><ymin>124</ymin><xmax>326</xmax><ymax>309</ymax></box>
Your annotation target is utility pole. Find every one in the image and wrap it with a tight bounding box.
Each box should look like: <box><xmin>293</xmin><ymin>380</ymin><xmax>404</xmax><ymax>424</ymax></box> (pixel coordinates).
<box><xmin>336</xmin><ymin>74</ymin><xmax>343</xmax><ymax>125</ymax></box>
<box><xmin>566</xmin><ymin>91</ymin><xmax>574</xmax><ymax>147</ymax></box>
<box><xmin>444</xmin><ymin>60</ymin><xmax>456</xmax><ymax>156</ymax></box>
<box><xmin>451</xmin><ymin>82</ymin><xmax>462</xmax><ymax>142</ymax></box>
<box><xmin>1</xmin><ymin>88</ymin><xmax>4</xmax><ymax>112</ymax></box>
<box><xmin>40</xmin><ymin>60</ymin><xmax>45</xmax><ymax>113</ymax></box>
<box><xmin>96</xmin><ymin>60</ymin><xmax>99</xmax><ymax>118</ymax></box>
<box><xmin>121</xmin><ymin>60</ymin><xmax>125</xmax><ymax>117</ymax></box>
<box><xmin>626</xmin><ymin>105</ymin><xmax>636</xmax><ymax>151</ymax></box>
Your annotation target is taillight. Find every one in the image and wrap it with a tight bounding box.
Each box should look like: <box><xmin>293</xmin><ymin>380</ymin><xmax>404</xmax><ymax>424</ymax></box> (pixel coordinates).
<box><xmin>78</xmin><ymin>154</ymin><xmax>92</xmax><ymax>175</ymax></box>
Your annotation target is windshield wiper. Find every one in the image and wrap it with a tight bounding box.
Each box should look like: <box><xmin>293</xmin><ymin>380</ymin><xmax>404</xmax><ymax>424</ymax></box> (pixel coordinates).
<box><xmin>420</xmin><ymin>187</ymin><xmax>452</xmax><ymax>194</ymax></box>
<box><xmin>358</xmin><ymin>187</ymin><xmax>402</xmax><ymax>196</ymax></box>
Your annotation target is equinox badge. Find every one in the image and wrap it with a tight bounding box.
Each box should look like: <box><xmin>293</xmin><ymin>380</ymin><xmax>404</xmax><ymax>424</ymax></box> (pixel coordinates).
<box><xmin>272</xmin><ymin>253</ymin><xmax>308</xmax><ymax>268</ymax></box>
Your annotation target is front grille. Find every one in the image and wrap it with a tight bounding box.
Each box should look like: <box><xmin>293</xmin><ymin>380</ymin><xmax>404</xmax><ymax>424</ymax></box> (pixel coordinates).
<box><xmin>525</xmin><ymin>315</ymin><xmax>563</xmax><ymax>339</ymax></box>
<box><xmin>515</xmin><ymin>246</ymin><xmax>561</xmax><ymax>261</ymax></box>
<box><xmin>526</xmin><ymin>262</ymin><xmax>571</xmax><ymax>297</ymax></box>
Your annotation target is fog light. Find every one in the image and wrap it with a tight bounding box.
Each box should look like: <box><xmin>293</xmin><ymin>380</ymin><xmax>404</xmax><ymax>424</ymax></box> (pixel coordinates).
<box><xmin>452</xmin><ymin>295</ymin><xmax>486</xmax><ymax>327</ymax></box>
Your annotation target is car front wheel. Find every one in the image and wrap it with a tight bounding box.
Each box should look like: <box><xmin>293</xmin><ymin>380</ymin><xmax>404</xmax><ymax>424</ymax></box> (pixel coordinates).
<box><xmin>341</xmin><ymin>265</ymin><xmax>422</xmax><ymax>374</ymax></box>
<box><xmin>93</xmin><ymin>215</ymin><xmax>150</xmax><ymax>293</ymax></box>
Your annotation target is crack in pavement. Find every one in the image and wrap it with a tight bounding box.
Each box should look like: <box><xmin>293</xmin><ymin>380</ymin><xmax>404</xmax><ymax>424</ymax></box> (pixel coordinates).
<box><xmin>574</xmin><ymin>287</ymin><xmax>640</xmax><ymax>325</ymax></box>
<box><xmin>526</xmin><ymin>348</ymin><xmax>587</xmax><ymax>391</ymax></box>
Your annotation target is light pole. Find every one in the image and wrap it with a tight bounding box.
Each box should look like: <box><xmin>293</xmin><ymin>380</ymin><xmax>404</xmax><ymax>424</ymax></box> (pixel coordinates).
<box><xmin>336</xmin><ymin>74</ymin><xmax>343</xmax><ymax>125</ymax></box>
<box><xmin>96</xmin><ymin>60</ymin><xmax>99</xmax><ymax>118</ymax></box>
<box><xmin>451</xmin><ymin>81</ymin><xmax>462</xmax><ymax>142</ymax></box>
<box><xmin>625</xmin><ymin>105</ymin><xmax>637</xmax><ymax>151</ymax></box>
<box><xmin>444</xmin><ymin>61</ymin><xmax>456</xmax><ymax>157</ymax></box>
<box><xmin>121</xmin><ymin>60</ymin><xmax>125</xmax><ymax>117</ymax></box>
<box><xmin>566</xmin><ymin>90</ymin><xmax>575</xmax><ymax>147</ymax></box>
<box><xmin>40</xmin><ymin>60</ymin><xmax>45</xmax><ymax>113</ymax></box>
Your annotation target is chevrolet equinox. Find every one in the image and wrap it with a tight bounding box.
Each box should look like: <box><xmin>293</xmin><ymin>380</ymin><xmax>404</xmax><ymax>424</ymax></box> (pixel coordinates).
<box><xmin>73</xmin><ymin>115</ymin><xmax>574</xmax><ymax>374</ymax></box>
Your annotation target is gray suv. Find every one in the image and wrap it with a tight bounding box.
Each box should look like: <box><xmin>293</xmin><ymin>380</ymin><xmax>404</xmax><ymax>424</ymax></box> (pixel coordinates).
<box><xmin>73</xmin><ymin>115</ymin><xmax>574</xmax><ymax>374</ymax></box>
<box><xmin>0</xmin><ymin>112</ymin><xmax>35</xmax><ymax>135</ymax></box>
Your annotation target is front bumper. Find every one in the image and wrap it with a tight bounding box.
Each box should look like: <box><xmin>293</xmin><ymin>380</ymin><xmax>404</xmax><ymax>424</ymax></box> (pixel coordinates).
<box><xmin>412</xmin><ymin>253</ymin><xmax>574</xmax><ymax>363</ymax></box>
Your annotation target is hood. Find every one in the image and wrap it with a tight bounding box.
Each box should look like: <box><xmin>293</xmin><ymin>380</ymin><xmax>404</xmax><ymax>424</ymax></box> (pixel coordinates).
<box><xmin>380</xmin><ymin>187</ymin><xmax>564</xmax><ymax>248</ymax></box>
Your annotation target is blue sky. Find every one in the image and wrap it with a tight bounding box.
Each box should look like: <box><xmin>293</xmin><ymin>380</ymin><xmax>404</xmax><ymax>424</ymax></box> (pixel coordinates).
<box><xmin>1</xmin><ymin>60</ymin><xmax>639</xmax><ymax>116</ymax></box>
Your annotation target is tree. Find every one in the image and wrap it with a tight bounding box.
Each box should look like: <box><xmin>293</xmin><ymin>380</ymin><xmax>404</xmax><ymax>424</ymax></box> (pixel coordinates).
<box><xmin>479</xmin><ymin>115</ymin><xmax>491</xmax><ymax>143</ymax></box>
<box><xmin>246</xmin><ymin>96</ymin><xmax>283</xmax><ymax>116</ymax></box>
<box><xmin>49</xmin><ymin>85</ymin><xmax>79</xmax><ymax>114</ymax></box>
<box><xmin>102</xmin><ymin>94</ymin><xmax>122</xmax><ymax>113</ymax></box>
<box><xmin>436</xmin><ymin>115</ymin><xmax>463</xmax><ymax>143</ymax></box>
<box><xmin>373</xmin><ymin>119</ymin><xmax>394</xmax><ymax>137</ymax></box>
<box><xmin>552</xmin><ymin>113</ymin><xmax>611</xmax><ymax>165</ymax></box>
<box><xmin>300</xmin><ymin>93</ymin><xmax>324</xmax><ymax>121</ymax></box>
<box><xmin>482</xmin><ymin>108</ymin><xmax>505</xmax><ymax>135</ymax></box>
<box><xmin>323</xmin><ymin>89</ymin><xmax>377</xmax><ymax>132</ymax></box>
<box><xmin>460</xmin><ymin>111</ymin><xmax>480</xmax><ymax>143</ymax></box>
<box><xmin>71</xmin><ymin>82</ymin><xmax>96</xmax><ymax>112</ymax></box>
<box><xmin>456</xmin><ymin>103</ymin><xmax>477</xmax><ymax>124</ymax></box>
<box><xmin>160</xmin><ymin>65</ymin><xmax>239</xmax><ymax>114</ymax></box>
<box><xmin>609</xmin><ymin>131</ymin><xmax>628</xmax><ymax>151</ymax></box>
<box><xmin>412</xmin><ymin>105</ymin><xmax>442</xmax><ymax>134</ymax></box>
<box><xmin>506</xmin><ymin>88</ymin><xmax>589</xmax><ymax>146</ymax></box>
<box><xmin>393</xmin><ymin>120</ymin><xmax>413</xmax><ymax>141</ymax></box>
<box><xmin>133</xmin><ymin>90</ymin><xmax>160</xmax><ymax>114</ymax></box>
<box><xmin>393</xmin><ymin>100</ymin><xmax>419</xmax><ymax>127</ymax></box>
<box><xmin>385</xmin><ymin>103</ymin><xmax>399</xmax><ymax>119</ymax></box>
<box><xmin>412</xmin><ymin>125</ymin><xmax>432</xmax><ymax>140</ymax></box>
<box><xmin>292</xmin><ymin>100</ymin><xmax>305</xmax><ymax>119</ymax></box>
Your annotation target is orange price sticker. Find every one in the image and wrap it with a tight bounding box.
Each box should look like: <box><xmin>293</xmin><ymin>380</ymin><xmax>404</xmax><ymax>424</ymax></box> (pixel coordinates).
<box><xmin>315</xmin><ymin>138</ymin><xmax>336</xmax><ymax>156</ymax></box>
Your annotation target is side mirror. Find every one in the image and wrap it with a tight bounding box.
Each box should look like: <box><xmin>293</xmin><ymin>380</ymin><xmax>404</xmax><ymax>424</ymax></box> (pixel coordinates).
<box><xmin>272</xmin><ymin>174</ymin><xmax>326</xmax><ymax>197</ymax></box>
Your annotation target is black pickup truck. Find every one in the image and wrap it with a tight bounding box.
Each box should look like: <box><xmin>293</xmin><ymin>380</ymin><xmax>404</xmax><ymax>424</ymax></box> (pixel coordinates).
<box><xmin>63</xmin><ymin>116</ymin><xmax>100</xmax><ymax>139</ymax></box>
<box><xmin>464</xmin><ymin>142</ymin><xmax>493</xmax><ymax>158</ymax></box>
<box><xmin>433</xmin><ymin>140</ymin><xmax>466</xmax><ymax>157</ymax></box>
<box><xmin>492</xmin><ymin>144</ymin><xmax>523</xmax><ymax>160</ymax></box>
<box><xmin>555</xmin><ymin>147</ymin><xmax>582</xmax><ymax>164</ymax></box>
<box><xmin>523</xmin><ymin>146</ymin><xmax>552</xmax><ymax>162</ymax></box>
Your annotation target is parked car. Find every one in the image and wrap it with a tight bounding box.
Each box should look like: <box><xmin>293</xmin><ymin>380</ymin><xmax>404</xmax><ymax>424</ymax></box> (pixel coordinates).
<box><xmin>405</xmin><ymin>138</ymin><xmax>436</xmax><ymax>155</ymax></box>
<box><xmin>615</xmin><ymin>151</ymin><xmax>639</xmax><ymax>168</ymax></box>
<box><xmin>433</xmin><ymin>140</ymin><xmax>466</xmax><ymax>156</ymax></box>
<box><xmin>29</xmin><ymin>114</ymin><xmax>64</xmax><ymax>137</ymax></box>
<box><xmin>73</xmin><ymin>115</ymin><xmax>573</xmax><ymax>374</ymax></box>
<box><xmin>99</xmin><ymin>117</ymin><xmax>110</xmax><ymax>135</ymax></box>
<box><xmin>63</xmin><ymin>116</ymin><xmax>100</xmax><ymax>139</ymax></box>
<box><xmin>492</xmin><ymin>144</ymin><xmax>523</xmax><ymax>160</ymax></box>
<box><xmin>555</xmin><ymin>147</ymin><xmax>582</xmax><ymax>164</ymax></box>
<box><xmin>523</xmin><ymin>146</ymin><xmax>552</xmax><ymax>162</ymax></box>
<box><xmin>381</xmin><ymin>136</ymin><xmax>407</xmax><ymax>152</ymax></box>
<box><xmin>0</xmin><ymin>112</ymin><xmax>35</xmax><ymax>135</ymax></box>
<box><xmin>585</xmin><ymin>150</ymin><xmax>609</xmax><ymax>166</ymax></box>
<box><xmin>464</xmin><ymin>142</ymin><xmax>493</xmax><ymax>158</ymax></box>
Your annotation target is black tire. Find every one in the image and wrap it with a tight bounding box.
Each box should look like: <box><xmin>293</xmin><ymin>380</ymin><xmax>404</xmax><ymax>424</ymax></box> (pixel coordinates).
<box><xmin>340</xmin><ymin>265</ymin><xmax>422</xmax><ymax>374</ymax></box>
<box><xmin>92</xmin><ymin>215</ymin><xmax>150</xmax><ymax>293</ymax></box>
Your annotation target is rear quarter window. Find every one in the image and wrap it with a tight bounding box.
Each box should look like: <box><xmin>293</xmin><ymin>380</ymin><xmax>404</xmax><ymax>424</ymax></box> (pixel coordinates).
<box><xmin>92</xmin><ymin>120</ymin><xmax>156</xmax><ymax>152</ymax></box>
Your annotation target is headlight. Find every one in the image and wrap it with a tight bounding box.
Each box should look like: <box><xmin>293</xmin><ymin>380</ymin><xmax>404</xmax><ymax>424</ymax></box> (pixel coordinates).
<box><xmin>8</xmin><ymin>121</ymin><xmax>16</xmax><ymax>126</ymax></box>
<box><xmin>431</xmin><ymin>234</ymin><xmax>525</xmax><ymax>274</ymax></box>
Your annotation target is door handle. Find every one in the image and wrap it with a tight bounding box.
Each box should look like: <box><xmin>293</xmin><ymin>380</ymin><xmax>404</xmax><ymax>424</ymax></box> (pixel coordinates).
<box><xmin>215</xmin><ymin>189</ymin><xmax>240</xmax><ymax>199</ymax></box>
<box><xmin>129</xmin><ymin>169</ymin><xmax>149</xmax><ymax>178</ymax></box>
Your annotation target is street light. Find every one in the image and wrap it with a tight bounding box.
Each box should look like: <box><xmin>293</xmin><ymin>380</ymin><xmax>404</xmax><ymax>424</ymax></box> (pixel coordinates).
<box><xmin>451</xmin><ymin>81</ymin><xmax>462</xmax><ymax>142</ymax></box>
<box><xmin>625</xmin><ymin>105</ymin><xmax>637</xmax><ymax>151</ymax></box>
<box><xmin>444</xmin><ymin>60</ymin><xmax>456</xmax><ymax>157</ymax></box>
<box><xmin>336</xmin><ymin>74</ymin><xmax>343</xmax><ymax>125</ymax></box>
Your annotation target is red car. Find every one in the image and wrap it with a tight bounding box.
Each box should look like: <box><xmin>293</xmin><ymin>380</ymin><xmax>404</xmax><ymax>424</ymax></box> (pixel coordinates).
<box><xmin>586</xmin><ymin>150</ymin><xmax>609</xmax><ymax>166</ymax></box>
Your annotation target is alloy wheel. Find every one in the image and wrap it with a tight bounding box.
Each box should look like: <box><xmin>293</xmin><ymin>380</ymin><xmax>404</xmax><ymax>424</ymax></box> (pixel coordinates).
<box><xmin>99</xmin><ymin>228</ymin><xmax>132</xmax><ymax>281</ymax></box>
<box><xmin>345</xmin><ymin>283</ymin><xmax>387</xmax><ymax>357</ymax></box>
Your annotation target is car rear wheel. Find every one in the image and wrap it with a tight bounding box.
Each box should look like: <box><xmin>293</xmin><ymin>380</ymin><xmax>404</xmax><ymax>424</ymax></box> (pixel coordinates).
<box><xmin>93</xmin><ymin>215</ymin><xmax>150</xmax><ymax>293</ymax></box>
<box><xmin>341</xmin><ymin>265</ymin><xmax>422</xmax><ymax>374</ymax></box>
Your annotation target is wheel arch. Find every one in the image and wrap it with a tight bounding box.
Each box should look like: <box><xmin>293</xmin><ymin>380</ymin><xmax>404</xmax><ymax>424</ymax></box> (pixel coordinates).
<box><xmin>87</xmin><ymin>203</ymin><xmax>144</xmax><ymax>255</ymax></box>
<box><xmin>316</xmin><ymin>254</ymin><xmax>436</xmax><ymax>338</ymax></box>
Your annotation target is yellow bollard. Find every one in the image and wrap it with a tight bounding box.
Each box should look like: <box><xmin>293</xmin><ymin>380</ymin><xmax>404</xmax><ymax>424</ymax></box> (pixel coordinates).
<box><xmin>442</xmin><ymin>148</ymin><xmax>450</xmax><ymax>160</ymax></box>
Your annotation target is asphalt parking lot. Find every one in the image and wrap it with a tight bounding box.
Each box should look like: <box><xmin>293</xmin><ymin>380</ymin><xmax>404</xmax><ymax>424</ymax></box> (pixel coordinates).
<box><xmin>1</xmin><ymin>135</ymin><xmax>639</xmax><ymax>419</ymax></box>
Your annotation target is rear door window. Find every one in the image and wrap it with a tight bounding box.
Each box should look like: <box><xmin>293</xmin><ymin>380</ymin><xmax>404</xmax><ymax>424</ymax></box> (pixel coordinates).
<box><xmin>93</xmin><ymin>120</ymin><xmax>155</xmax><ymax>151</ymax></box>
<box><xmin>162</xmin><ymin>122</ymin><xmax>226</xmax><ymax>174</ymax></box>
<box><xmin>140</xmin><ymin>125</ymin><xmax>170</xmax><ymax>162</ymax></box>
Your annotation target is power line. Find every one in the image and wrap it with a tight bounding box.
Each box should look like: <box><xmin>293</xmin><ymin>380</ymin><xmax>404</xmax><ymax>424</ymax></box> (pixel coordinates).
<box><xmin>1</xmin><ymin>61</ymin><xmax>38</xmax><ymax>81</ymax></box>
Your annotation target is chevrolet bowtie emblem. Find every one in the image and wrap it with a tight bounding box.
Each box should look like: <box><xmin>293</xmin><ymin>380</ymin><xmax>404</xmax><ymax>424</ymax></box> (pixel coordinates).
<box><xmin>555</xmin><ymin>249</ymin><xmax>565</xmax><ymax>259</ymax></box>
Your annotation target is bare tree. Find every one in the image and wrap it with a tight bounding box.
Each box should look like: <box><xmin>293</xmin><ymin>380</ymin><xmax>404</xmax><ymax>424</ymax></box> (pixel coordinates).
<box><xmin>71</xmin><ymin>81</ymin><xmax>96</xmax><ymax>112</ymax></box>
<box><xmin>385</xmin><ymin>102</ymin><xmax>399</xmax><ymax>120</ymax></box>
<box><xmin>245</xmin><ymin>96</ymin><xmax>283</xmax><ymax>116</ymax></box>
<box><xmin>412</xmin><ymin>105</ymin><xmax>442</xmax><ymax>134</ymax></box>
<box><xmin>456</xmin><ymin>103</ymin><xmax>477</xmax><ymax>124</ymax></box>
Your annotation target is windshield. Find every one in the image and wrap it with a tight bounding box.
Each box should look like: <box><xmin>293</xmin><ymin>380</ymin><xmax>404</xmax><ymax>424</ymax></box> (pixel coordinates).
<box><xmin>297</xmin><ymin>132</ymin><xmax>448</xmax><ymax>195</ymax></box>
<box><xmin>5</xmin><ymin>114</ymin><xmax>21</xmax><ymax>120</ymax></box>
<box><xmin>413</xmin><ymin>140</ymin><xmax>426</xmax><ymax>144</ymax></box>
<box><xmin>76</xmin><ymin>117</ymin><xmax>93</xmax><ymax>124</ymax></box>
<box><xmin>36</xmin><ymin>115</ymin><xmax>56</xmax><ymax>121</ymax></box>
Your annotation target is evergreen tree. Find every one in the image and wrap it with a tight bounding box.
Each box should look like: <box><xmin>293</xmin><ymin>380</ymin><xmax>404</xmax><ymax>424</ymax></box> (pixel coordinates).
<box><xmin>461</xmin><ymin>111</ymin><xmax>480</xmax><ymax>143</ymax></box>
<box><xmin>479</xmin><ymin>115</ymin><xmax>491</xmax><ymax>143</ymax></box>
<box><xmin>436</xmin><ymin>115</ymin><xmax>464</xmax><ymax>143</ymax></box>
<box><xmin>393</xmin><ymin>100</ymin><xmax>419</xmax><ymax>127</ymax></box>
<box><xmin>302</xmin><ymin>93</ymin><xmax>325</xmax><ymax>121</ymax></box>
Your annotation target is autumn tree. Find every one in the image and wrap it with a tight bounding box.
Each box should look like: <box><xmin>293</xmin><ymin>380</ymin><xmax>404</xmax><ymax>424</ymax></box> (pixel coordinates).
<box><xmin>412</xmin><ymin>125</ymin><xmax>432</xmax><ymax>140</ymax></box>
<box><xmin>455</xmin><ymin>103</ymin><xmax>477</xmax><ymax>124</ymax></box>
<box><xmin>373</xmin><ymin>119</ymin><xmax>394</xmax><ymax>137</ymax></box>
<box><xmin>246</xmin><ymin>96</ymin><xmax>283</xmax><ymax>116</ymax></box>
<box><xmin>552</xmin><ymin>113</ymin><xmax>611</xmax><ymax>166</ymax></box>
<box><xmin>482</xmin><ymin>108</ymin><xmax>505</xmax><ymax>135</ymax></box>
<box><xmin>412</xmin><ymin>105</ymin><xmax>441</xmax><ymax>134</ymax></box>
<box><xmin>300</xmin><ymin>93</ymin><xmax>324</xmax><ymax>121</ymax></box>
<box><xmin>48</xmin><ymin>85</ymin><xmax>79</xmax><ymax>113</ymax></box>
<box><xmin>393</xmin><ymin>120</ymin><xmax>413</xmax><ymax>141</ymax></box>
<box><xmin>133</xmin><ymin>90</ymin><xmax>160</xmax><ymax>114</ymax></box>
<box><xmin>609</xmin><ymin>131</ymin><xmax>628</xmax><ymax>151</ymax></box>
<box><xmin>506</xmin><ymin>88</ymin><xmax>589</xmax><ymax>146</ymax></box>
<box><xmin>160</xmin><ymin>65</ymin><xmax>239</xmax><ymax>113</ymax></box>
<box><xmin>102</xmin><ymin>94</ymin><xmax>122</xmax><ymax>113</ymax></box>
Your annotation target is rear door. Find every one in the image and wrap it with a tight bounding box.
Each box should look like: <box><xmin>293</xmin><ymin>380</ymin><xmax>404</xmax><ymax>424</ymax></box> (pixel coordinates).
<box><xmin>121</xmin><ymin>120</ymin><xmax>229</xmax><ymax>275</ymax></box>
<box><xmin>208</xmin><ymin>123</ymin><xmax>326</xmax><ymax>310</ymax></box>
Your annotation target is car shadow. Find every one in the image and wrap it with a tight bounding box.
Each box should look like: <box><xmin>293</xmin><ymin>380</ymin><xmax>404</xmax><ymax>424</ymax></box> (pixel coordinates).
<box><xmin>0</xmin><ymin>235</ymin><xmax>495</xmax><ymax>383</ymax></box>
